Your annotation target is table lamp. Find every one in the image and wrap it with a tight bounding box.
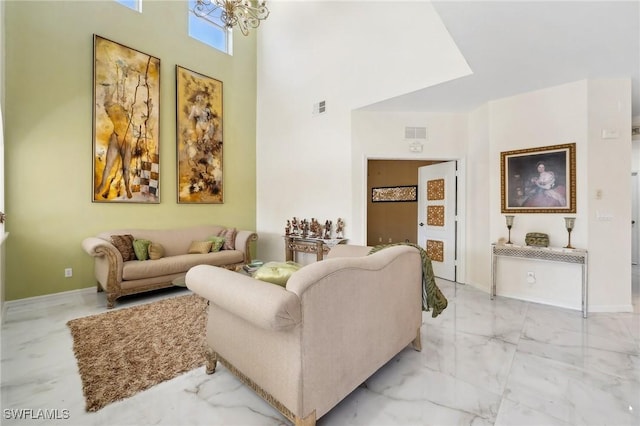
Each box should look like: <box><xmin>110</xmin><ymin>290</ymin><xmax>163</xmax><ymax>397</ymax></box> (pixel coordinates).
<box><xmin>564</xmin><ymin>217</ymin><xmax>575</xmax><ymax>249</ymax></box>
<box><xmin>505</xmin><ymin>215</ymin><xmax>515</xmax><ymax>244</ymax></box>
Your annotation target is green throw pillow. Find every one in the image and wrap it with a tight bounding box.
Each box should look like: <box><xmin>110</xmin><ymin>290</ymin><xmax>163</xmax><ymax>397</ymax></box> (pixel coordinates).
<box><xmin>253</xmin><ymin>261</ymin><xmax>302</xmax><ymax>287</ymax></box>
<box><xmin>133</xmin><ymin>239</ymin><xmax>152</xmax><ymax>261</ymax></box>
<box><xmin>207</xmin><ymin>236</ymin><xmax>226</xmax><ymax>252</ymax></box>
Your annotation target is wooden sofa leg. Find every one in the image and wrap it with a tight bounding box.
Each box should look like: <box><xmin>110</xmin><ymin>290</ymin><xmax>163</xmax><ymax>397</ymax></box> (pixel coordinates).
<box><xmin>294</xmin><ymin>410</ymin><xmax>316</xmax><ymax>426</ymax></box>
<box><xmin>412</xmin><ymin>328</ymin><xmax>422</xmax><ymax>352</ymax></box>
<box><xmin>205</xmin><ymin>347</ymin><xmax>218</xmax><ymax>374</ymax></box>
<box><xmin>106</xmin><ymin>293</ymin><xmax>117</xmax><ymax>309</ymax></box>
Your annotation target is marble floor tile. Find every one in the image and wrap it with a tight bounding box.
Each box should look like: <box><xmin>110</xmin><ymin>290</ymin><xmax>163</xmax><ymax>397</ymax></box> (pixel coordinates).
<box><xmin>1</xmin><ymin>276</ymin><xmax>639</xmax><ymax>426</ymax></box>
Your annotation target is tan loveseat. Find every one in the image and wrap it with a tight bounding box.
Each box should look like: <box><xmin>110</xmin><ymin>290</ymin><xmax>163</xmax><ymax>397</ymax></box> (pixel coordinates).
<box><xmin>82</xmin><ymin>225</ymin><xmax>257</xmax><ymax>308</ymax></box>
<box><xmin>186</xmin><ymin>244</ymin><xmax>422</xmax><ymax>426</ymax></box>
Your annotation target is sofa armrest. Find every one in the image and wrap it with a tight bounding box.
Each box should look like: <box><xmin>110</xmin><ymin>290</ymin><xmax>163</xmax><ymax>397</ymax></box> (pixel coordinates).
<box><xmin>235</xmin><ymin>230</ymin><xmax>258</xmax><ymax>263</ymax></box>
<box><xmin>186</xmin><ymin>265</ymin><xmax>300</xmax><ymax>331</ymax></box>
<box><xmin>81</xmin><ymin>237</ymin><xmax>123</xmax><ymax>292</ymax></box>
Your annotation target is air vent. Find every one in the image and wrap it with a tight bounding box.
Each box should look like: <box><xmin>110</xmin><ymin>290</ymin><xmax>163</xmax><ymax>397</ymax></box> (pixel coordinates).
<box><xmin>405</xmin><ymin>126</ymin><xmax>427</xmax><ymax>140</ymax></box>
<box><xmin>312</xmin><ymin>100</ymin><xmax>326</xmax><ymax>116</ymax></box>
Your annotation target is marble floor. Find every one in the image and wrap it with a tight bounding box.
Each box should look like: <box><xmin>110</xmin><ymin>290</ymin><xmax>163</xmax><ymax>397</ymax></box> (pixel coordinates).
<box><xmin>1</xmin><ymin>273</ymin><xmax>639</xmax><ymax>426</ymax></box>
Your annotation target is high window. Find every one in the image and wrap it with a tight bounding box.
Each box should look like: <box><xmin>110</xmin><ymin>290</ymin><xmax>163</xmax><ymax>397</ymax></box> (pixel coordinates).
<box><xmin>188</xmin><ymin>0</ymin><xmax>232</xmax><ymax>54</ymax></box>
<box><xmin>114</xmin><ymin>0</ymin><xmax>141</xmax><ymax>12</ymax></box>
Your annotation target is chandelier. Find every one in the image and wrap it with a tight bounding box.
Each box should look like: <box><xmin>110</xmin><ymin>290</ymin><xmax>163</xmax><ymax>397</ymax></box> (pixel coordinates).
<box><xmin>194</xmin><ymin>0</ymin><xmax>270</xmax><ymax>36</ymax></box>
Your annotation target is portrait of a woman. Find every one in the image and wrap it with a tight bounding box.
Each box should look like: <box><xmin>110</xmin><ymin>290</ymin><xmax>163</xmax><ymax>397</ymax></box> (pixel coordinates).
<box><xmin>523</xmin><ymin>161</ymin><xmax>567</xmax><ymax>207</ymax></box>
<box><xmin>502</xmin><ymin>143</ymin><xmax>575</xmax><ymax>213</ymax></box>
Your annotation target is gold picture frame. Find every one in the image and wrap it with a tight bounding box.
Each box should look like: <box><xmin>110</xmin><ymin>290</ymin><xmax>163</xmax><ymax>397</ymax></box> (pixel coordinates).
<box><xmin>501</xmin><ymin>143</ymin><xmax>576</xmax><ymax>213</ymax></box>
<box><xmin>92</xmin><ymin>35</ymin><xmax>161</xmax><ymax>203</ymax></box>
<box><xmin>175</xmin><ymin>65</ymin><xmax>224</xmax><ymax>203</ymax></box>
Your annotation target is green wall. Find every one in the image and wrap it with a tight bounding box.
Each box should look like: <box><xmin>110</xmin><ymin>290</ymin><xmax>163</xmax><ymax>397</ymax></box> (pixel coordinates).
<box><xmin>4</xmin><ymin>1</ymin><xmax>257</xmax><ymax>300</ymax></box>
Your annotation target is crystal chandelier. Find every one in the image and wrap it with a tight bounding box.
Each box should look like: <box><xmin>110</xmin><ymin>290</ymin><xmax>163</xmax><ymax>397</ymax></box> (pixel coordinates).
<box><xmin>194</xmin><ymin>0</ymin><xmax>270</xmax><ymax>36</ymax></box>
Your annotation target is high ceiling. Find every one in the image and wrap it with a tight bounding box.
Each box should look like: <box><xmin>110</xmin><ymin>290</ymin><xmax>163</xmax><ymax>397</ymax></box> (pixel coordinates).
<box><xmin>363</xmin><ymin>1</ymin><xmax>640</xmax><ymax>116</ymax></box>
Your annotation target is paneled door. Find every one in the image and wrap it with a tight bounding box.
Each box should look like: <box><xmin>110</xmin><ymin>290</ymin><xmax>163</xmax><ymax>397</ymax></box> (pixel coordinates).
<box><xmin>418</xmin><ymin>161</ymin><xmax>457</xmax><ymax>281</ymax></box>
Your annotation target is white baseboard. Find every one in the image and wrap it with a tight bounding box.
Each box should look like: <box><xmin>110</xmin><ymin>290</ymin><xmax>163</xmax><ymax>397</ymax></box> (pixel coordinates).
<box><xmin>5</xmin><ymin>287</ymin><xmax>96</xmax><ymax>309</ymax></box>
<box><xmin>588</xmin><ymin>304</ymin><xmax>635</xmax><ymax>313</ymax></box>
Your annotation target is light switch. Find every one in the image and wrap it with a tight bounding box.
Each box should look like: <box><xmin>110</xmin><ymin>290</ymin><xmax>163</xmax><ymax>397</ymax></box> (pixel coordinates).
<box><xmin>601</xmin><ymin>129</ymin><xmax>620</xmax><ymax>139</ymax></box>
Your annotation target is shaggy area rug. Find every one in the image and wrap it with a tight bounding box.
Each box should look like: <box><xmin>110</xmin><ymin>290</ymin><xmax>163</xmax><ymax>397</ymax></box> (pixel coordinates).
<box><xmin>67</xmin><ymin>294</ymin><xmax>208</xmax><ymax>412</ymax></box>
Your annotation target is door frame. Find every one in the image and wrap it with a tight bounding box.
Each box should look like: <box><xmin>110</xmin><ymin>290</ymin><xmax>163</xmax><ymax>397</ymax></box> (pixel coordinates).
<box><xmin>362</xmin><ymin>155</ymin><xmax>467</xmax><ymax>284</ymax></box>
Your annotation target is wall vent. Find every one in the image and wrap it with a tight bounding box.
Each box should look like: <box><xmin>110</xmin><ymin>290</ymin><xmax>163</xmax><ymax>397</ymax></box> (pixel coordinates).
<box><xmin>405</xmin><ymin>126</ymin><xmax>427</xmax><ymax>140</ymax></box>
<box><xmin>312</xmin><ymin>100</ymin><xmax>326</xmax><ymax>116</ymax></box>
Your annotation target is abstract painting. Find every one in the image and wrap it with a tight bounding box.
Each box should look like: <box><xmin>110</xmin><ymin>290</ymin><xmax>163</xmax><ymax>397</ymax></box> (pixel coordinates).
<box><xmin>175</xmin><ymin>65</ymin><xmax>223</xmax><ymax>203</ymax></box>
<box><xmin>92</xmin><ymin>35</ymin><xmax>160</xmax><ymax>203</ymax></box>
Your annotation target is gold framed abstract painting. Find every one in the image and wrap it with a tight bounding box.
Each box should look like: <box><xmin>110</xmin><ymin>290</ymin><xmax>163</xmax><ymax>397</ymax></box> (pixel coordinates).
<box><xmin>175</xmin><ymin>65</ymin><xmax>224</xmax><ymax>203</ymax></box>
<box><xmin>501</xmin><ymin>143</ymin><xmax>576</xmax><ymax>213</ymax></box>
<box><xmin>92</xmin><ymin>35</ymin><xmax>161</xmax><ymax>203</ymax></box>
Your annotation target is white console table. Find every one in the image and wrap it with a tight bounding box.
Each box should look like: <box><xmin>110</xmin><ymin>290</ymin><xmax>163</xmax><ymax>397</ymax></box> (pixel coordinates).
<box><xmin>490</xmin><ymin>243</ymin><xmax>589</xmax><ymax>318</ymax></box>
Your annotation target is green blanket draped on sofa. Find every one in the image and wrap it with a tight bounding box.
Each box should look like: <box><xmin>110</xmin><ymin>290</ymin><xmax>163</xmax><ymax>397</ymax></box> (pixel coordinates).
<box><xmin>369</xmin><ymin>243</ymin><xmax>448</xmax><ymax>318</ymax></box>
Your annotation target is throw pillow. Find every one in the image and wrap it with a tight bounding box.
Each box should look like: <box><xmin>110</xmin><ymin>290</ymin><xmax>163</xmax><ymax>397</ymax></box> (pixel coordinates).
<box><xmin>253</xmin><ymin>261</ymin><xmax>302</xmax><ymax>287</ymax></box>
<box><xmin>221</xmin><ymin>227</ymin><xmax>237</xmax><ymax>250</ymax></box>
<box><xmin>148</xmin><ymin>242</ymin><xmax>165</xmax><ymax>260</ymax></box>
<box><xmin>111</xmin><ymin>234</ymin><xmax>136</xmax><ymax>261</ymax></box>
<box><xmin>132</xmin><ymin>239</ymin><xmax>152</xmax><ymax>261</ymax></box>
<box><xmin>207</xmin><ymin>236</ymin><xmax>225</xmax><ymax>252</ymax></box>
<box><xmin>188</xmin><ymin>240</ymin><xmax>213</xmax><ymax>254</ymax></box>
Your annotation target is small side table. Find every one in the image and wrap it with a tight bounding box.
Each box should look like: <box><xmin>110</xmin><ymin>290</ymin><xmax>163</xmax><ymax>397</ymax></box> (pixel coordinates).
<box><xmin>284</xmin><ymin>236</ymin><xmax>347</xmax><ymax>262</ymax></box>
<box><xmin>490</xmin><ymin>243</ymin><xmax>588</xmax><ymax>318</ymax></box>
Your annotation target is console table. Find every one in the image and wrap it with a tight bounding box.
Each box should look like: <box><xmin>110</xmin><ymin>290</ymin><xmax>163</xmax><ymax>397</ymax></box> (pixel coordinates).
<box><xmin>284</xmin><ymin>236</ymin><xmax>347</xmax><ymax>262</ymax></box>
<box><xmin>490</xmin><ymin>243</ymin><xmax>589</xmax><ymax>318</ymax></box>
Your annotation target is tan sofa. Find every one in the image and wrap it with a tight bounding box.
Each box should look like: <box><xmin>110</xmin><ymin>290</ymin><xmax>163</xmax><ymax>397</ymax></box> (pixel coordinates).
<box><xmin>186</xmin><ymin>244</ymin><xmax>422</xmax><ymax>426</ymax></box>
<box><xmin>82</xmin><ymin>225</ymin><xmax>257</xmax><ymax>308</ymax></box>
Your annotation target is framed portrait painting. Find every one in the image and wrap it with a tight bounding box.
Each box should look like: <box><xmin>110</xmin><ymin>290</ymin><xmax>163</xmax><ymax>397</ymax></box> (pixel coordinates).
<box><xmin>175</xmin><ymin>65</ymin><xmax>223</xmax><ymax>203</ymax></box>
<box><xmin>501</xmin><ymin>143</ymin><xmax>576</xmax><ymax>213</ymax></box>
<box><xmin>92</xmin><ymin>35</ymin><xmax>161</xmax><ymax>203</ymax></box>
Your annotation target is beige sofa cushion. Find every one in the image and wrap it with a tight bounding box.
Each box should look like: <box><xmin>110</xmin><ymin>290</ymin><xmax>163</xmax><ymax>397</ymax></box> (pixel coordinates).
<box><xmin>98</xmin><ymin>225</ymin><xmax>228</xmax><ymax>258</ymax></box>
<box><xmin>148</xmin><ymin>243</ymin><xmax>165</xmax><ymax>260</ymax></box>
<box><xmin>188</xmin><ymin>240</ymin><xmax>213</xmax><ymax>254</ymax></box>
<box><xmin>187</xmin><ymin>265</ymin><xmax>302</xmax><ymax>330</ymax></box>
<box><xmin>123</xmin><ymin>250</ymin><xmax>243</xmax><ymax>281</ymax></box>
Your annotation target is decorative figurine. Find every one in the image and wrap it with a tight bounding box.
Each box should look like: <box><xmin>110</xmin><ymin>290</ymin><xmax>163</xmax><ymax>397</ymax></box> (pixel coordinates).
<box><xmin>310</xmin><ymin>218</ymin><xmax>320</xmax><ymax>237</ymax></box>
<box><xmin>285</xmin><ymin>219</ymin><xmax>291</xmax><ymax>236</ymax></box>
<box><xmin>336</xmin><ymin>218</ymin><xmax>345</xmax><ymax>239</ymax></box>
<box><xmin>324</xmin><ymin>220</ymin><xmax>332</xmax><ymax>239</ymax></box>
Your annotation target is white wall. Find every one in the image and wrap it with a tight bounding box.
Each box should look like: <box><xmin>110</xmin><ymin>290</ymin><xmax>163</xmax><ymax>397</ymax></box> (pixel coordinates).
<box><xmin>488</xmin><ymin>80</ymin><xmax>589</xmax><ymax>309</ymax></box>
<box><xmin>351</xmin><ymin>110</ymin><xmax>469</xmax><ymax>280</ymax></box>
<box><xmin>466</xmin><ymin>103</ymin><xmax>491</xmax><ymax>289</ymax></box>
<box><xmin>256</xmin><ymin>1</ymin><xmax>470</xmax><ymax>260</ymax></box>
<box><xmin>256</xmin><ymin>2</ymin><xmax>634</xmax><ymax>312</ymax></box>
<box><xmin>586</xmin><ymin>79</ymin><xmax>632</xmax><ymax>311</ymax></box>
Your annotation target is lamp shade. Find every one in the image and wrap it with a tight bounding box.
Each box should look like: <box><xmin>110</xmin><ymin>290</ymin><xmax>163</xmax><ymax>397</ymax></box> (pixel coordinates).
<box><xmin>564</xmin><ymin>217</ymin><xmax>576</xmax><ymax>230</ymax></box>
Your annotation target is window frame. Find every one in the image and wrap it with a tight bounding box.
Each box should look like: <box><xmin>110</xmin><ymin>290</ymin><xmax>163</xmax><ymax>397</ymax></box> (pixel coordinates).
<box><xmin>188</xmin><ymin>1</ymin><xmax>233</xmax><ymax>55</ymax></box>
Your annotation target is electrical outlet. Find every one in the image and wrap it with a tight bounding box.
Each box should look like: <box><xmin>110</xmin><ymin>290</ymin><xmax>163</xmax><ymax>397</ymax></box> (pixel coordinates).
<box><xmin>526</xmin><ymin>271</ymin><xmax>535</xmax><ymax>284</ymax></box>
<box><xmin>388</xmin><ymin>238</ymin><xmax>392</xmax><ymax>243</ymax></box>
<box><xmin>64</xmin><ymin>268</ymin><xmax>73</xmax><ymax>278</ymax></box>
